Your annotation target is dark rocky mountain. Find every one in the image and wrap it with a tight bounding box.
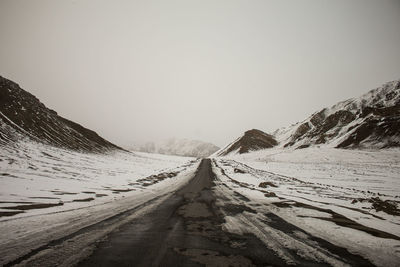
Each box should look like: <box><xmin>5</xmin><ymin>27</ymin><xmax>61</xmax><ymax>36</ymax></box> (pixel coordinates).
<box><xmin>215</xmin><ymin>129</ymin><xmax>277</xmax><ymax>156</ymax></box>
<box><xmin>0</xmin><ymin>76</ymin><xmax>123</xmax><ymax>152</ymax></box>
<box><xmin>131</xmin><ymin>138</ymin><xmax>220</xmax><ymax>158</ymax></box>
<box><xmin>217</xmin><ymin>79</ymin><xmax>400</xmax><ymax>156</ymax></box>
<box><xmin>279</xmin><ymin>79</ymin><xmax>400</xmax><ymax>149</ymax></box>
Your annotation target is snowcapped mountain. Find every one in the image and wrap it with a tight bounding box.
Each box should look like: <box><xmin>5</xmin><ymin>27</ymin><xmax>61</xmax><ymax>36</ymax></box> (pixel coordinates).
<box><xmin>214</xmin><ymin>129</ymin><xmax>277</xmax><ymax>156</ymax></box>
<box><xmin>218</xmin><ymin>79</ymin><xmax>400</xmax><ymax>156</ymax></box>
<box><xmin>131</xmin><ymin>138</ymin><xmax>220</xmax><ymax>158</ymax></box>
<box><xmin>279</xmin><ymin>79</ymin><xmax>400</xmax><ymax>149</ymax></box>
<box><xmin>0</xmin><ymin>76</ymin><xmax>123</xmax><ymax>152</ymax></box>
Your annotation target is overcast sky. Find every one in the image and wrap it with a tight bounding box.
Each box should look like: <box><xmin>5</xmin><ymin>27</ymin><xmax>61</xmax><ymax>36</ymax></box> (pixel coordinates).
<box><xmin>1</xmin><ymin>0</ymin><xmax>400</xmax><ymax>147</ymax></box>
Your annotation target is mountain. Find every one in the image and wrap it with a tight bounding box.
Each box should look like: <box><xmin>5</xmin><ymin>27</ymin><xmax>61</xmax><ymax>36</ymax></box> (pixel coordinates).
<box><xmin>217</xmin><ymin>79</ymin><xmax>400</xmax><ymax>156</ymax></box>
<box><xmin>279</xmin><ymin>79</ymin><xmax>400</xmax><ymax>149</ymax></box>
<box><xmin>0</xmin><ymin>76</ymin><xmax>123</xmax><ymax>152</ymax></box>
<box><xmin>131</xmin><ymin>138</ymin><xmax>220</xmax><ymax>158</ymax></box>
<box><xmin>214</xmin><ymin>129</ymin><xmax>277</xmax><ymax>156</ymax></box>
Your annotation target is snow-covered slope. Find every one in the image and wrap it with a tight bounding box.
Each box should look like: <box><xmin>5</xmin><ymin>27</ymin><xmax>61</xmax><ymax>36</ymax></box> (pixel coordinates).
<box><xmin>131</xmin><ymin>138</ymin><xmax>220</xmax><ymax>158</ymax></box>
<box><xmin>279</xmin><ymin>79</ymin><xmax>400</xmax><ymax>149</ymax></box>
<box><xmin>0</xmin><ymin>76</ymin><xmax>199</xmax><ymax>266</ymax></box>
<box><xmin>219</xmin><ymin>79</ymin><xmax>400</xmax><ymax>156</ymax></box>
<box><xmin>0</xmin><ymin>76</ymin><xmax>123</xmax><ymax>152</ymax></box>
<box><xmin>214</xmin><ymin>129</ymin><xmax>277</xmax><ymax>156</ymax></box>
<box><xmin>0</xmin><ymin>139</ymin><xmax>194</xmax><ymax>220</ymax></box>
<box><xmin>0</xmin><ymin>75</ymin><xmax>197</xmax><ymax>223</ymax></box>
<box><xmin>0</xmin><ymin>137</ymin><xmax>197</xmax><ymax>265</ymax></box>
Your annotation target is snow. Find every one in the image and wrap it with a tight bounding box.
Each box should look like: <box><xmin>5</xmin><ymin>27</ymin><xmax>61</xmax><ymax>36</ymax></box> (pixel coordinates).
<box><xmin>0</xmin><ymin>138</ymin><xmax>198</xmax><ymax>265</ymax></box>
<box><xmin>0</xmin><ymin>141</ymin><xmax>194</xmax><ymax>215</ymax></box>
<box><xmin>222</xmin><ymin>213</ymin><xmax>351</xmax><ymax>267</ymax></box>
<box><xmin>212</xmin><ymin>135</ymin><xmax>243</xmax><ymax>157</ymax></box>
<box><xmin>272</xmin><ymin>79</ymin><xmax>400</xmax><ymax>148</ymax></box>
<box><xmin>129</xmin><ymin>138</ymin><xmax>219</xmax><ymax>158</ymax></box>
<box><xmin>226</xmin><ymin>147</ymin><xmax>400</xmax><ymax>197</ymax></box>
<box><xmin>212</xmin><ymin>147</ymin><xmax>400</xmax><ymax>266</ymax></box>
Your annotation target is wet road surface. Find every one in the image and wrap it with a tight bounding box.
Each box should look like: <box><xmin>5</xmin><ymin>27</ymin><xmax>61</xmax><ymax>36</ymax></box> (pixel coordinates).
<box><xmin>78</xmin><ymin>159</ymin><xmax>374</xmax><ymax>267</ymax></box>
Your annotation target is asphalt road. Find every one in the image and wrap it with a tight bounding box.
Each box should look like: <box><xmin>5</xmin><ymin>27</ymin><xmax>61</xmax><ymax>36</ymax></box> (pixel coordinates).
<box><xmin>78</xmin><ymin>159</ymin><xmax>374</xmax><ymax>267</ymax></box>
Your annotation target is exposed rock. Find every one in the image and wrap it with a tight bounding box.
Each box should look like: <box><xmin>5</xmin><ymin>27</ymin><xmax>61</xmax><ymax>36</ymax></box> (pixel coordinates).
<box><xmin>258</xmin><ymin>182</ymin><xmax>277</xmax><ymax>188</ymax></box>
<box><xmin>216</xmin><ymin>129</ymin><xmax>277</xmax><ymax>156</ymax></box>
<box><xmin>310</xmin><ymin>110</ymin><xmax>326</xmax><ymax>127</ymax></box>
<box><xmin>293</xmin><ymin>122</ymin><xmax>311</xmax><ymax>140</ymax></box>
<box><xmin>0</xmin><ymin>76</ymin><xmax>123</xmax><ymax>152</ymax></box>
<box><xmin>234</xmin><ymin>168</ymin><xmax>246</xmax><ymax>174</ymax></box>
<box><xmin>281</xmin><ymin>79</ymin><xmax>400</xmax><ymax>149</ymax></box>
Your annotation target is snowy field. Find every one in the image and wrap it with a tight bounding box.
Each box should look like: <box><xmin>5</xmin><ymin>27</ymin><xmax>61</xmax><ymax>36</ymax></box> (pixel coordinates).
<box><xmin>228</xmin><ymin>147</ymin><xmax>400</xmax><ymax>197</ymax></box>
<box><xmin>2</xmin><ymin>139</ymin><xmax>400</xmax><ymax>266</ymax></box>
<box><xmin>0</xmin><ymin>139</ymin><xmax>198</xmax><ymax>265</ymax></box>
<box><xmin>212</xmin><ymin>147</ymin><xmax>400</xmax><ymax>266</ymax></box>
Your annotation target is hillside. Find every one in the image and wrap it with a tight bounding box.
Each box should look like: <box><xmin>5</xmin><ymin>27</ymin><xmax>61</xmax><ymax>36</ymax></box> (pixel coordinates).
<box><xmin>218</xmin><ymin>79</ymin><xmax>400</xmax><ymax>156</ymax></box>
<box><xmin>215</xmin><ymin>129</ymin><xmax>277</xmax><ymax>156</ymax></box>
<box><xmin>279</xmin><ymin>79</ymin><xmax>400</xmax><ymax>149</ymax></box>
<box><xmin>0</xmin><ymin>76</ymin><xmax>123</xmax><ymax>152</ymax></box>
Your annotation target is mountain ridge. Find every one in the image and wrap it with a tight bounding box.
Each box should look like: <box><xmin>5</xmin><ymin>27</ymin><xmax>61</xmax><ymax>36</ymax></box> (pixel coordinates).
<box><xmin>214</xmin><ymin>129</ymin><xmax>277</xmax><ymax>156</ymax></box>
<box><xmin>0</xmin><ymin>76</ymin><xmax>124</xmax><ymax>152</ymax></box>
<box><xmin>217</xmin><ymin>79</ymin><xmax>400</xmax><ymax>156</ymax></box>
<box><xmin>130</xmin><ymin>138</ymin><xmax>220</xmax><ymax>158</ymax></box>
<box><xmin>280</xmin><ymin>79</ymin><xmax>400</xmax><ymax>149</ymax></box>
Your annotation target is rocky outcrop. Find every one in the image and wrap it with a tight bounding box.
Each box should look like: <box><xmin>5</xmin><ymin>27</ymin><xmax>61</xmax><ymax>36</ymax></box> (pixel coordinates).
<box><xmin>216</xmin><ymin>129</ymin><xmax>277</xmax><ymax>156</ymax></box>
<box><xmin>282</xmin><ymin>79</ymin><xmax>400</xmax><ymax>149</ymax></box>
<box><xmin>218</xmin><ymin>79</ymin><xmax>400</xmax><ymax>156</ymax></box>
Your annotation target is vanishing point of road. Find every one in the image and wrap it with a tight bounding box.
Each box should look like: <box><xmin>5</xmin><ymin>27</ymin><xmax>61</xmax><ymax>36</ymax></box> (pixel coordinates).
<box><xmin>78</xmin><ymin>159</ymin><xmax>374</xmax><ymax>267</ymax></box>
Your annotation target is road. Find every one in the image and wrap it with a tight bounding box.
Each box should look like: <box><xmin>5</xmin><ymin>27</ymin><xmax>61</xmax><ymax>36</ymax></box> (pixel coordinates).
<box><xmin>78</xmin><ymin>159</ymin><xmax>374</xmax><ymax>267</ymax></box>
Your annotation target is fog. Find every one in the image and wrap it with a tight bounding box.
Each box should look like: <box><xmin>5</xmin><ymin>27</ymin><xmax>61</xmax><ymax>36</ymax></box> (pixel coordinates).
<box><xmin>1</xmin><ymin>0</ymin><xmax>400</xmax><ymax>147</ymax></box>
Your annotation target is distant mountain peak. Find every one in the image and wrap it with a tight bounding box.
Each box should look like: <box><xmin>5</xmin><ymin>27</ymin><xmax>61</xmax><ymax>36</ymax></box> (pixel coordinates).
<box><xmin>215</xmin><ymin>129</ymin><xmax>277</xmax><ymax>156</ymax></box>
<box><xmin>130</xmin><ymin>138</ymin><xmax>220</xmax><ymax>158</ymax></box>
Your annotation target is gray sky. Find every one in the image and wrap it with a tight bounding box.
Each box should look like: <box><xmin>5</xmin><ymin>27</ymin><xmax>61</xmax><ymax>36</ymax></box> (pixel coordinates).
<box><xmin>1</xmin><ymin>0</ymin><xmax>400</xmax><ymax>147</ymax></box>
